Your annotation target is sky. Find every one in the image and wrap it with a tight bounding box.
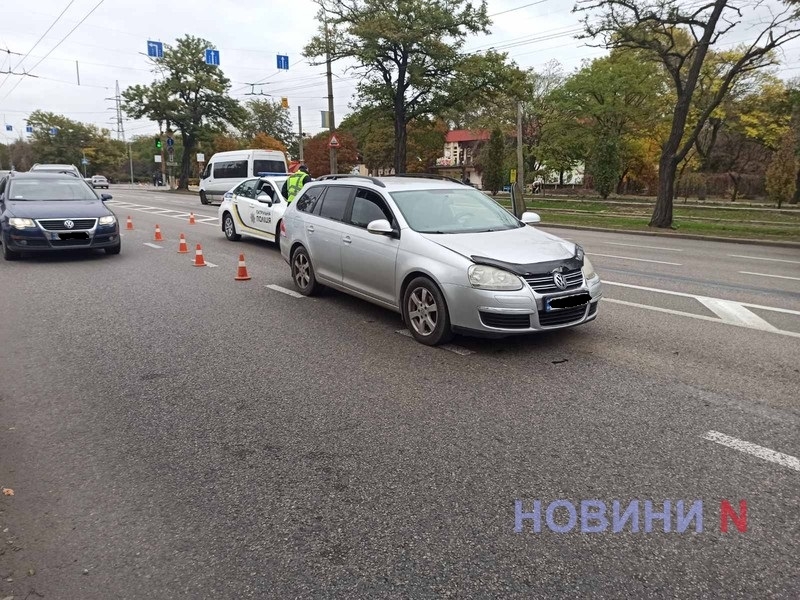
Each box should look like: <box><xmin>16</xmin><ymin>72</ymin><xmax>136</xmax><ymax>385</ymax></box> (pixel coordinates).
<box><xmin>1</xmin><ymin>0</ymin><xmax>799</xmax><ymax>146</ymax></box>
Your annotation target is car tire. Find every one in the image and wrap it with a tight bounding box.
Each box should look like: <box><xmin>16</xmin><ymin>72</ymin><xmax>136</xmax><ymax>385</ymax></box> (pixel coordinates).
<box><xmin>200</xmin><ymin>190</ymin><xmax>209</xmax><ymax>205</ymax></box>
<box><xmin>402</xmin><ymin>277</ymin><xmax>453</xmax><ymax>346</ymax></box>
<box><xmin>2</xmin><ymin>239</ymin><xmax>20</xmax><ymax>261</ymax></box>
<box><xmin>223</xmin><ymin>213</ymin><xmax>241</xmax><ymax>241</ymax></box>
<box><xmin>104</xmin><ymin>242</ymin><xmax>121</xmax><ymax>255</ymax></box>
<box><xmin>291</xmin><ymin>246</ymin><xmax>320</xmax><ymax>296</ymax></box>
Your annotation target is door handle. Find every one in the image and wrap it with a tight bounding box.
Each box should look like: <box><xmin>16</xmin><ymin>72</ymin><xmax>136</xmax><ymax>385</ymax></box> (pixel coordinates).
<box><xmin>306</xmin><ymin>225</ymin><xmax>315</xmax><ymax>233</ymax></box>
<box><xmin>343</xmin><ymin>235</ymin><xmax>352</xmax><ymax>244</ymax></box>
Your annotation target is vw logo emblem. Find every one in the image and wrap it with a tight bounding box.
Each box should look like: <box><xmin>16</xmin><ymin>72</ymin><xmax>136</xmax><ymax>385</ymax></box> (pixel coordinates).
<box><xmin>553</xmin><ymin>271</ymin><xmax>567</xmax><ymax>290</ymax></box>
<box><xmin>64</xmin><ymin>220</ymin><xmax>74</xmax><ymax>229</ymax></box>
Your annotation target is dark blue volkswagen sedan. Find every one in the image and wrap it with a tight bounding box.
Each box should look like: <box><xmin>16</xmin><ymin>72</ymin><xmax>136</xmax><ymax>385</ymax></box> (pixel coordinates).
<box><xmin>0</xmin><ymin>171</ymin><xmax>121</xmax><ymax>260</ymax></box>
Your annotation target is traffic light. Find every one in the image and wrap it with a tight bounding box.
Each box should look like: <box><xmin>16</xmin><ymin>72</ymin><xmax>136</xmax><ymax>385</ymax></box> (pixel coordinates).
<box><xmin>155</xmin><ymin>136</ymin><xmax>162</xmax><ymax>149</ymax></box>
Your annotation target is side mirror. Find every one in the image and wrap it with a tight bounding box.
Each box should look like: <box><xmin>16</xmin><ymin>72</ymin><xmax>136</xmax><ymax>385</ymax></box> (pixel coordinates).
<box><xmin>100</xmin><ymin>193</ymin><xmax>112</xmax><ymax>201</ymax></box>
<box><xmin>366</xmin><ymin>219</ymin><xmax>395</xmax><ymax>236</ymax></box>
<box><xmin>256</xmin><ymin>193</ymin><xmax>272</xmax><ymax>205</ymax></box>
<box><xmin>223</xmin><ymin>192</ymin><xmax>233</xmax><ymax>200</ymax></box>
<box><xmin>521</xmin><ymin>211</ymin><xmax>541</xmax><ymax>224</ymax></box>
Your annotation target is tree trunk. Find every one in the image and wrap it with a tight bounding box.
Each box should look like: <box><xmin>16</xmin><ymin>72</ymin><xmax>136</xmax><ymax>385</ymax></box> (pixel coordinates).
<box><xmin>393</xmin><ymin>108</ymin><xmax>407</xmax><ymax>174</ymax></box>
<box><xmin>651</xmin><ymin>153</ymin><xmax>677</xmax><ymax>227</ymax></box>
<box><xmin>729</xmin><ymin>172</ymin><xmax>739</xmax><ymax>202</ymax></box>
<box><xmin>559</xmin><ymin>170</ymin><xmax>564</xmax><ymax>185</ymax></box>
<box><xmin>792</xmin><ymin>166</ymin><xmax>800</xmax><ymax>204</ymax></box>
<box><xmin>179</xmin><ymin>133</ymin><xmax>193</xmax><ymax>190</ymax></box>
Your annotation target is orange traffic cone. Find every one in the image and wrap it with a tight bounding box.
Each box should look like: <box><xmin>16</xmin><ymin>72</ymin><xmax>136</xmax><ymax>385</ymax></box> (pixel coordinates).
<box><xmin>234</xmin><ymin>253</ymin><xmax>251</xmax><ymax>281</ymax></box>
<box><xmin>177</xmin><ymin>233</ymin><xmax>189</xmax><ymax>253</ymax></box>
<box><xmin>193</xmin><ymin>244</ymin><xmax>206</xmax><ymax>267</ymax></box>
<box><xmin>154</xmin><ymin>224</ymin><xmax>164</xmax><ymax>242</ymax></box>
<box><xmin>188</xmin><ymin>212</ymin><xmax>196</xmax><ymax>225</ymax></box>
<box><xmin>126</xmin><ymin>215</ymin><xmax>134</xmax><ymax>230</ymax></box>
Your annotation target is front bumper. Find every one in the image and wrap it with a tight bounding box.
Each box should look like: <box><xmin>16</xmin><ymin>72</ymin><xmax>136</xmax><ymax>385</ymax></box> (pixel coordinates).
<box><xmin>4</xmin><ymin>222</ymin><xmax>120</xmax><ymax>252</ymax></box>
<box><xmin>442</xmin><ymin>275</ymin><xmax>602</xmax><ymax>337</ymax></box>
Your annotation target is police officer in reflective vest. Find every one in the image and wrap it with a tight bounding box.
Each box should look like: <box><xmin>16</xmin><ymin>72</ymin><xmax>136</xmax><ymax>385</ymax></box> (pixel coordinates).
<box><xmin>282</xmin><ymin>165</ymin><xmax>312</xmax><ymax>203</ymax></box>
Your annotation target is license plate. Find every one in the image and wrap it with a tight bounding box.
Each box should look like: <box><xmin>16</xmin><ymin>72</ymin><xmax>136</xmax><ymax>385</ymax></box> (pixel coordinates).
<box><xmin>58</xmin><ymin>232</ymin><xmax>90</xmax><ymax>240</ymax></box>
<box><xmin>545</xmin><ymin>293</ymin><xmax>591</xmax><ymax>312</ymax></box>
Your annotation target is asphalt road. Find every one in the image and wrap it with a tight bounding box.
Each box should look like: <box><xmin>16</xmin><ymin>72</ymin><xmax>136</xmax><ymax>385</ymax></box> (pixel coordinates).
<box><xmin>1</xmin><ymin>186</ymin><xmax>798</xmax><ymax>599</ymax></box>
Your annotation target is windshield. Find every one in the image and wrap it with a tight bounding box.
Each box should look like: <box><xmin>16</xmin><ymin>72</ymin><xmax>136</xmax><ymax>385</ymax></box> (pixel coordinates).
<box><xmin>9</xmin><ymin>179</ymin><xmax>99</xmax><ymax>201</ymax></box>
<box><xmin>390</xmin><ymin>188</ymin><xmax>523</xmax><ymax>234</ymax></box>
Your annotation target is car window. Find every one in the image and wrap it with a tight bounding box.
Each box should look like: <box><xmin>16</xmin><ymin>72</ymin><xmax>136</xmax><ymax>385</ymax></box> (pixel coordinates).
<box><xmin>350</xmin><ymin>188</ymin><xmax>394</xmax><ymax>228</ymax></box>
<box><xmin>214</xmin><ymin>160</ymin><xmax>247</xmax><ymax>179</ymax></box>
<box><xmin>235</xmin><ymin>179</ymin><xmax>258</xmax><ymax>199</ymax></box>
<box><xmin>0</xmin><ymin>178</ymin><xmax>6</xmax><ymax>197</ymax></box>
<box><xmin>202</xmin><ymin>162</ymin><xmax>212</xmax><ymax>179</ymax></box>
<box><xmin>317</xmin><ymin>186</ymin><xmax>353</xmax><ymax>222</ymax></box>
<box><xmin>390</xmin><ymin>188</ymin><xmax>523</xmax><ymax>234</ymax></box>
<box><xmin>253</xmin><ymin>159</ymin><xmax>286</xmax><ymax>174</ymax></box>
<box><xmin>295</xmin><ymin>186</ymin><xmax>324</xmax><ymax>213</ymax></box>
<box><xmin>257</xmin><ymin>181</ymin><xmax>275</xmax><ymax>200</ymax></box>
<box><xmin>8</xmin><ymin>178</ymin><xmax>98</xmax><ymax>201</ymax></box>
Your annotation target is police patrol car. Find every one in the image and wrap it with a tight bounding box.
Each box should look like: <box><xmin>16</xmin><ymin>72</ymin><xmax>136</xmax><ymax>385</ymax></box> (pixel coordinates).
<box><xmin>218</xmin><ymin>173</ymin><xmax>289</xmax><ymax>245</ymax></box>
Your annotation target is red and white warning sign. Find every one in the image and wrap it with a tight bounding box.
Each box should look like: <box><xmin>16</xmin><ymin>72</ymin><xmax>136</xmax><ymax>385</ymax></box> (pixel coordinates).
<box><xmin>329</xmin><ymin>134</ymin><xmax>340</xmax><ymax>148</ymax></box>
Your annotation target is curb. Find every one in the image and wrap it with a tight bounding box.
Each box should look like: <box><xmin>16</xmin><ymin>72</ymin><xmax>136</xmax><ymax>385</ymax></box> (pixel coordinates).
<box><xmin>536</xmin><ymin>223</ymin><xmax>800</xmax><ymax>249</ymax></box>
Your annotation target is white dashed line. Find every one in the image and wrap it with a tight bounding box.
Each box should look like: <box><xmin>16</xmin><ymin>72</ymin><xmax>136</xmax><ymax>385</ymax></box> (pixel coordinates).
<box><xmin>603</xmin><ymin>242</ymin><xmax>684</xmax><ymax>252</ymax></box>
<box><xmin>702</xmin><ymin>431</ymin><xmax>800</xmax><ymax>472</ymax></box>
<box><xmin>696</xmin><ymin>297</ymin><xmax>778</xmax><ymax>331</ymax></box>
<box><xmin>739</xmin><ymin>271</ymin><xmax>800</xmax><ymax>282</ymax></box>
<box><xmin>395</xmin><ymin>329</ymin><xmax>475</xmax><ymax>355</ymax></box>
<box><xmin>143</xmin><ymin>243</ymin><xmax>162</xmax><ymax>249</ymax></box>
<box><xmin>729</xmin><ymin>254</ymin><xmax>800</xmax><ymax>265</ymax></box>
<box><xmin>266</xmin><ymin>284</ymin><xmax>304</xmax><ymax>298</ymax></box>
<box><xmin>588</xmin><ymin>253</ymin><xmax>682</xmax><ymax>266</ymax></box>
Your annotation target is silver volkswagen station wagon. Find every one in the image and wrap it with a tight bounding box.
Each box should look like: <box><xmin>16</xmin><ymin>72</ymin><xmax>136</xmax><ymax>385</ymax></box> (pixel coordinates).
<box><xmin>279</xmin><ymin>174</ymin><xmax>602</xmax><ymax>345</ymax></box>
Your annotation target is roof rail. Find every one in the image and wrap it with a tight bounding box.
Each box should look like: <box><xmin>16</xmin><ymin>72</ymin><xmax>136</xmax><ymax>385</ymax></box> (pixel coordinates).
<box><xmin>315</xmin><ymin>174</ymin><xmax>386</xmax><ymax>188</ymax></box>
<box><xmin>382</xmin><ymin>173</ymin><xmax>467</xmax><ymax>185</ymax></box>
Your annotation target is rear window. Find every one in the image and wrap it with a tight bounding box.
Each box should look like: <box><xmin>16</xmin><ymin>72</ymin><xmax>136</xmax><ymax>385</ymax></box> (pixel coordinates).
<box><xmin>253</xmin><ymin>159</ymin><xmax>286</xmax><ymax>174</ymax></box>
<box><xmin>9</xmin><ymin>178</ymin><xmax>97</xmax><ymax>201</ymax></box>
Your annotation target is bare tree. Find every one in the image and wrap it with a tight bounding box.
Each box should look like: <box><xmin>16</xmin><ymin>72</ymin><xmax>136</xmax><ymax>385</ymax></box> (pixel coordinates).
<box><xmin>575</xmin><ymin>0</ymin><xmax>800</xmax><ymax>227</ymax></box>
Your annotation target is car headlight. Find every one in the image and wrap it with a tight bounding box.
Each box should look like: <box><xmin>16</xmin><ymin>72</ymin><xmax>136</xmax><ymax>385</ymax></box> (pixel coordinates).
<box><xmin>575</xmin><ymin>244</ymin><xmax>585</xmax><ymax>262</ymax></box>
<box><xmin>9</xmin><ymin>218</ymin><xmax>36</xmax><ymax>229</ymax></box>
<box><xmin>468</xmin><ymin>264</ymin><xmax>523</xmax><ymax>291</ymax></box>
<box><xmin>98</xmin><ymin>215</ymin><xmax>116</xmax><ymax>225</ymax></box>
<box><xmin>582</xmin><ymin>257</ymin><xmax>597</xmax><ymax>280</ymax></box>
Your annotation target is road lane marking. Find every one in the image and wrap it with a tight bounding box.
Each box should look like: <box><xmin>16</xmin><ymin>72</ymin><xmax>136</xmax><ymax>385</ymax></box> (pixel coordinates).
<box><xmin>729</xmin><ymin>254</ymin><xmax>800</xmax><ymax>265</ymax></box>
<box><xmin>696</xmin><ymin>297</ymin><xmax>778</xmax><ymax>331</ymax></box>
<box><xmin>204</xmin><ymin>261</ymin><xmax>218</xmax><ymax>268</ymax></box>
<box><xmin>588</xmin><ymin>253</ymin><xmax>682</xmax><ymax>266</ymax></box>
<box><xmin>739</xmin><ymin>271</ymin><xmax>800</xmax><ymax>282</ymax></box>
<box><xmin>603</xmin><ymin>298</ymin><xmax>800</xmax><ymax>338</ymax></box>
<box><xmin>266</xmin><ymin>284</ymin><xmax>304</xmax><ymax>298</ymax></box>
<box><xmin>143</xmin><ymin>243</ymin><xmax>162</xmax><ymax>249</ymax></box>
<box><xmin>603</xmin><ymin>242</ymin><xmax>683</xmax><ymax>252</ymax></box>
<box><xmin>603</xmin><ymin>281</ymin><xmax>800</xmax><ymax>315</ymax></box>
<box><xmin>702</xmin><ymin>431</ymin><xmax>800</xmax><ymax>473</ymax></box>
<box><xmin>395</xmin><ymin>329</ymin><xmax>475</xmax><ymax>355</ymax></box>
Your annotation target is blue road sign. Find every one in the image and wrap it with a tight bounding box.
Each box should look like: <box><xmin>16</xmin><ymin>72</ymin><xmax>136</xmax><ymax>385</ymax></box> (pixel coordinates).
<box><xmin>81</xmin><ymin>158</ymin><xmax>89</xmax><ymax>165</ymax></box>
<box><xmin>204</xmin><ymin>49</ymin><xmax>220</xmax><ymax>66</ymax></box>
<box><xmin>166</xmin><ymin>137</ymin><xmax>174</xmax><ymax>147</ymax></box>
<box><xmin>5</xmin><ymin>125</ymin><xmax>11</xmax><ymax>132</ymax></box>
<box><xmin>49</xmin><ymin>127</ymin><xmax>58</xmax><ymax>135</ymax></box>
<box><xmin>277</xmin><ymin>54</ymin><xmax>289</xmax><ymax>70</ymax></box>
<box><xmin>147</xmin><ymin>41</ymin><xmax>163</xmax><ymax>58</ymax></box>
<box><xmin>25</xmin><ymin>125</ymin><xmax>33</xmax><ymax>134</ymax></box>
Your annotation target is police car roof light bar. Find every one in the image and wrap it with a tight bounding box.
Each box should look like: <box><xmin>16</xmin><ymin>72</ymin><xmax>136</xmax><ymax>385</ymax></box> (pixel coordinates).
<box><xmin>257</xmin><ymin>172</ymin><xmax>290</xmax><ymax>177</ymax></box>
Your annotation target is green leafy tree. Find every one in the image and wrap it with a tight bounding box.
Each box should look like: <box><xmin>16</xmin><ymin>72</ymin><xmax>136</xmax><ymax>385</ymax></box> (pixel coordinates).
<box><xmin>122</xmin><ymin>35</ymin><xmax>246</xmax><ymax>189</ymax></box>
<box><xmin>592</xmin><ymin>135</ymin><xmax>621</xmax><ymax>199</ymax></box>
<box><xmin>304</xmin><ymin>0</ymin><xmax>525</xmax><ymax>173</ymax></box>
<box><xmin>480</xmin><ymin>129</ymin><xmax>505</xmax><ymax>195</ymax></box>
<box><xmin>577</xmin><ymin>0</ymin><xmax>800</xmax><ymax>227</ymax></box>
<box><xmin>765</xmin><ymin>128</ymin><xmax>798</xmax><ymax>208</ymax></box>
<box><xmin>241</xmin><ymin>99</ymin><xmax>297</xmax><ymax>156</ymax></box>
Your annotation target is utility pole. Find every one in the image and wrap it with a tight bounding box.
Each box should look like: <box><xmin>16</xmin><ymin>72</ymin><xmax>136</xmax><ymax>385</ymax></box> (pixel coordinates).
<box><xmin>298</xmin><ymin>106</ymin><xmax>304</xmax><ymax>161</ymax></box>
<box><xmin>514</xmin><ymin>101</ymin><xmax>526</xmax><ymax>218</ymax></box>
<box><xmin>325</xmin><ymin>20</ymin><xmax>337</xmax><ymax>174</ymax></box>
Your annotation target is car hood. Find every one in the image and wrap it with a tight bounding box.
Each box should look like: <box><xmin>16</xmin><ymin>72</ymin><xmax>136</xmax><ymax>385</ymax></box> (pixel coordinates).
<box><xmin>421</xmin><ymin>226</ymin><xmax>581</xmax><ymax>273</ymax></box>
<box><xmin>5</xmin><ymin>200</ymin><xmax>110</xmax><ymax>218</ymax></box>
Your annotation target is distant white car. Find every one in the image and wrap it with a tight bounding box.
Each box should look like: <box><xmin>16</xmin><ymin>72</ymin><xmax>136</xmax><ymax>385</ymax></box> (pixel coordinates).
<box><xmin>91</xmin><ymin>175</ymin><xmax>109</xmax><ymax>189</ymax></box>
<box><xmin>218</xmin><ymin>175</ymin><xmax>289</xmax><ymax>245</ymax></box>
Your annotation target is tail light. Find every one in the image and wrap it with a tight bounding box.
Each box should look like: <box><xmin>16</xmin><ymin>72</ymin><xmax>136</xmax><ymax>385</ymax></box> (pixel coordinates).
<box><xmin>280</xmin><ymin>220</ymin><xmax>286</xmax><ymax>237</ymax></box>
